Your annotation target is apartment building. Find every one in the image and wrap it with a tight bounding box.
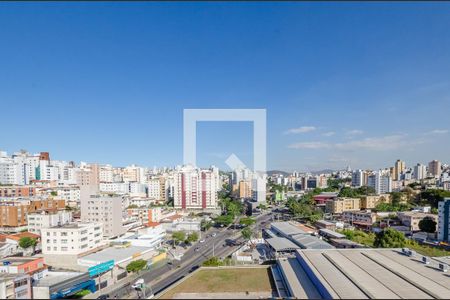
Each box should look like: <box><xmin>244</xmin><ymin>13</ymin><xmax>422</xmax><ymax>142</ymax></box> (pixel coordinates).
<box><xmin>393</xmin><ymin>159</ymin><xmax>406</xmax><ymax>181</ymax></box>
<box><xmin>81</xmin><ymin>194</ymin><xmax>125</xmax><ymax>238</ymax></box>
<box><xmin>0</xmin><ymin>273</ymin><xmax>32</xmax><ymax>299</ymax></box>
<box><xmin>351</xmin><ymin>169</ymin><xmax>367</xmax><ymax>187</ymax></box>
<box><xmin>428</xmin><ymin>160</ymin><xmax>442</xmax><ymax>177</ymax></box>
<box><xmin>413</xmin><ymin>164</ymin><xmax>427</xmax><ymax>180</ymax></box>
<box><xmin>342</xmin><ymin>211</ymin><xmax>377</xmax><ymax>226</ymax></box>
<box><xmin>148</xmin><ymin>177</ymin><xmax>168</xmax><ymax>201</ymax></box>
<box><xmin>397</xmin><ymin>211</ymin><xmax>438</xmax><ymax>232</ymax></box>
<box><xmin>239</xmin><ymin>180</ymin><xmax>252</xmax><ymax>199</ymax></box>
<box><xmin>0</xmin><ymin>186</ymin><xmax>36</xmax><ymax>198</ymax></box>
<box><xmin>368</xmin><ymin>171</ymin><xmax>392</xmax><ymax>194</ymax></box>
<box><xmin>438</xmin><ymin>198</ymin><xmax>450</xmax><ymax>242</ymax></box>
<box><xmin>41</xmin><ymin>222</ymin><xmax>103</xmax><ymax>256</ymax></box>
<box><xmin>173</xmin><ymin>165</ymin><xmax>219</xmax><ymax>210</ymax></box>
<box><xmin>0</xmin><ymin>199</ymin><xmax>64</xmax><ymax>232</ymax></box>
<box><xmin>27</xmin><ymin>209</ymin><xmax>72</xmax><ymax>234</ymax></box>
<box><xmin>325</xmin><ymin>197</ymin><xmax>360</xmax><ymax>214</ymax></box>
<box><xmin>360</xmin><ymin>194</ymin><xmax>391</xmax><ymax>209</ymax></box>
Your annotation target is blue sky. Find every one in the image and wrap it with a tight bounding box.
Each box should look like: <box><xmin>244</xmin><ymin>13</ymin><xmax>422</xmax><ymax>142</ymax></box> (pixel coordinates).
<box><xmin>1</xmin><ymin>2</ymin><xmax>449</xmax><ymax>172</ymax></box>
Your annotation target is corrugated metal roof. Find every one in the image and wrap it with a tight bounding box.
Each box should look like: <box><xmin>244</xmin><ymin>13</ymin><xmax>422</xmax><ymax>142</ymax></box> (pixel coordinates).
<box><xmin>266</xmin><ymin>237</ymin><xmax>300</xmax><ymax>251</ymax></box>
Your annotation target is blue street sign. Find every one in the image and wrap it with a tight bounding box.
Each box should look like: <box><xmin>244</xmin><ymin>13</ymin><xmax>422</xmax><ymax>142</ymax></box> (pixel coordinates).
<box><xmin>88</xmin><ymin>260</ymin><xmax>115</xmax><ymax>277</ymax></box>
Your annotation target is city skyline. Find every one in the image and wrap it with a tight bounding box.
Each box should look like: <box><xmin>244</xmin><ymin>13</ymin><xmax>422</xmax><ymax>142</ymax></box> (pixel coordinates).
<box><xmin>1</xmin><ymin>3</ymin><xmax>450</xmax><ymax>171</ymax></box>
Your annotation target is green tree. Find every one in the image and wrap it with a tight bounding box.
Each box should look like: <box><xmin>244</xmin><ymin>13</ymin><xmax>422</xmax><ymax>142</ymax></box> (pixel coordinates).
<box><xmin>241</xmin><ymin>227</ymin><xmax>253</xmax><ymax>240</ymax></box>
<box><xmin>239</xmin><ymin>217</ymin><xmax>256</xmax><ymax>227</ymax></box>
<box><xmin>202</xmin><ymin>256</ymin><xmax>223</xmax><ymax>267</ymax></box>
<box><xmin>186</xmin><ymin>232</ymin><xmax>199</xmax><ymax>244</ymax></box>
<box><xmin>201</xmin><ymin>220</ymin><xmax>212</xmax><ymax>231</ymax></box>
<box><xmin>418</xmin><ymin>217</ymin><xmax>437</xmax><ymax>233</ymax></box>
<box><xmin>18</xmin><ymin>237</ymin><xmax>37</xmax><ymax>250</ymax></box>
<box><xmin>374</xmin><ymin>228</ymin><xmax>406</xmax><ymax>248</ymax></box>
<box><xmin>172</xmin><ymin>231</ymin><xmax>186</xmax><ymax>245</ymax></box>
<box><xmin>50</xmin><ymin>191</ymin><xmax>58</xmax><ymax>196</ymax></box>
<box><xmin>126</xmin><ymin>259</ymin><xmax>147</xmax><ymax>273</ymax></box>
<box><xmin>419</xmin><ymin>189</ymin><xmax>450</xmax><ymax>208</ymax></box>
<box><xmin>214</xmin><ymin>214</ymin><xmax>234</xmax><ymax>227</ymax></box>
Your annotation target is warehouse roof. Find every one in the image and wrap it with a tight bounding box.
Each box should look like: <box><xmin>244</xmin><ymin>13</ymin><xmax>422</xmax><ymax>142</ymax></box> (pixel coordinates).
<box><xmin>319</xmin><ymin>229</ymin><xmax>345</xmax><ymax>239</ymax></box>
<box><xmin>291</xmin><ymin>234</ymin><xmax>335</xmax><ymax>249</ymax></box>
<box><xmin>282</xmin><ymin>248</ymin><xmax>450</xmax><ymax>299</ymax></box>
<box><xmin>271</xmin><ymin>222</ymin><xmax>306</xmax><ymax>236</ymax></box>
<box><xmin>266</xmin><ymin>237</ymin><xmax>300</xmax><ymax>252</ymax></box>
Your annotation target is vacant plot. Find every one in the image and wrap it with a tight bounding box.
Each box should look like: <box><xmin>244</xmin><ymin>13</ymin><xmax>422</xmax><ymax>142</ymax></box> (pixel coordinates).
<box><xmin>160</xmin><ymin>267</ymin><xmax>276</xmax><ymax>299</ymax></box>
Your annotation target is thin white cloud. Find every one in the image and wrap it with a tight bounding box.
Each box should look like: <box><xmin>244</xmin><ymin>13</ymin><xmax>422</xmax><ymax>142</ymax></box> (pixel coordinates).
<box><xmin>322</xmin><ymin>131</ymin><xmax>335</xmax><ymax>137</ymax></box>
<box><xmin>426</xmin><ymin>129</ymin><xmax>448</xmax><ymax>135</ymax></box>
<box><xmin>284</xmin><ymin>126</ymin><xmax>316</xmax><ymax>134</ymax></box>
<box><xmin>288</xmin><ymin>134</ymin><xmax>421</xmax><ymax>152</ymax></box>
<box><xmin>288</xmin><ymin>142</ymin><xmax>330</xmax><ymax>149</ymax></box>
<box><xmin>346</xmin><ymin>129</ymin><xmax>364</xmax><ymax>136</ymax></box>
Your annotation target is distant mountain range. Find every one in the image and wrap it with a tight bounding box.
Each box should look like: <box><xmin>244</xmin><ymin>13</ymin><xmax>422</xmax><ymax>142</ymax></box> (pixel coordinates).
<box><xmin>267</xmin><ymin>169</ymin><xmax>336</xmax><ymax>176</ymax></box>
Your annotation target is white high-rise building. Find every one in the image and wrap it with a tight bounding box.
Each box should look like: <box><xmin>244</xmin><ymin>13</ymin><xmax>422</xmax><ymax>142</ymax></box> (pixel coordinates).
<box><xmin>252</xmin><ymin>173</ymin><xmax>267</xmax><ymax>203</ymax></box>
<box><xmin>352</xmin><ymin>170</ymin><xmax>365</xmax><ymax>187</ymax></box>
<box><xmin>368</xmin><ymin>171</ymin><xmax>392</xmax><ymax>194</ymax></box>
<box><xmin>413</xmin><ymin>163</ymin><xmax>427</xmax><ymax>180</ymax></box>
<box><xmin>173</xmin><ymin>165</ymin><xmax>219</xmax><ymax>210</ymax></box>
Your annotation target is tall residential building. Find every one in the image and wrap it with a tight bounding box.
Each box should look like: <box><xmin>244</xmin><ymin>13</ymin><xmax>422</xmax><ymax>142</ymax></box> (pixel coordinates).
<box><xmin>238</xmin><ymin>180</ymin><xmax>252</xmax><ymax>199</ymax></box>
<box><xmin>368</xmin><ymin>171</ymin><xmax>392</xmax><ymax>195</ymax></box>
<box><xmin>351</xmin><ymin>170</ymin><xmax>366</xmax><ymax>187</ymax></box>
<box><xmin>173</xmin><ymin>165</ymin><xmax>218</xmax><ymax>210</ymax></box>
<box><xmin>428</xmin><ymin>160</ymin><xmax>442</xmax><ymax>178</ymax></box>
<box><xmin>80</xmin><ymin>194</ymin><xmax>125</xmax><ymax>238</ymax></box>
<box><xmin>252</xmin><ymin>174</ymin><xmax>267</xmax><ymax>203</ymax></box>
<box><xmin>438</xmin><ymin>198</ymin><xmax>450</xmax><ymax>242</ymax></box>
<box><xmin>413</xmin><ymin>163</ymin><xmax>427</xmax><ymax>180</ymax></box>
<box><xmin>393</xmin><ymin>159</ymin><xmax>406</xmax><ymax>181</ymax></box>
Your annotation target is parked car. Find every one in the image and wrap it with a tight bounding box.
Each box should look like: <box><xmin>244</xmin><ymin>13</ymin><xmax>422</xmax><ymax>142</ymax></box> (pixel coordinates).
<box><xmin>199</xmin><ymin>239</ymin><xmax>205</xmax><ymax>243</ymax></box>
<box><xmin>132</xmin><ymin>278</ymin><xmax>144</xmax><ymax>289</ymax></box>
<box><xmin>97</xmin><ymin>294</ymin><xmax>109</xmax><ymax>300</ymax></box>
<box><xmin>211</xmin><ymin>233</ymin><xmax>217</xmax><ymax>237</ymax></box>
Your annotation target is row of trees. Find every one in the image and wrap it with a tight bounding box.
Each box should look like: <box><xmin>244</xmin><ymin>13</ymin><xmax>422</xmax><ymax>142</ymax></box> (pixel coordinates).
<box><xmin>172</xmin><ymin>231</ymin><xmax>199</xmax><ymax>245</ymax></box>
<box><xmin>286</xmin><ymin>192</ymin><xmax>323</xmax><ymax>224</ymax></box>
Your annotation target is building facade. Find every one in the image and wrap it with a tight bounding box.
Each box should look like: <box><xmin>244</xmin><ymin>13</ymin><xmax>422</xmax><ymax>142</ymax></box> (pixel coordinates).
<box><xmin>438</xmin><ymin>198</ymin><xmax>450</xmax><ymax>242</ymax></box>
<box><xmin>173</xmin><ymin>165</ymin><xmax>218</xmax><ymax>210</ymax></box>
<box><xmin>80</xmin><ymin>194</ymin><xmax>125</xmax><ymax>238</ymax></box>
<box><xmin>41</xmin><ymin>222</ymin><xmax>103</xmax><ymax>256</ymax></box>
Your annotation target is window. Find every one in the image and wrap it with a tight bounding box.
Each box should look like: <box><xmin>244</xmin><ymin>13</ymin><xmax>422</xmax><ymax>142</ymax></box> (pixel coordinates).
<box><xmin>61</xmin><ymin>247</ymin><xmax>68</xmax><ymax>251</ymax></box>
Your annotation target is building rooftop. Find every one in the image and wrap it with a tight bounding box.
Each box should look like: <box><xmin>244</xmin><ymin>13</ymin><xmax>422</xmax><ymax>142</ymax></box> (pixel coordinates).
<box><xmin>271</xmin><ymin>222</ymin><xmax>306</xmax><ymax>236</ymax></box>
<box><xmin>34</xmin><ymin>271</ymin><xmax>86</xmax><ymax>287</ymax></box>
<box><xmin>266</xmin><ymin>237</ymin><xmax>300</xmax><ymax>252</ymax></box>
<box><xmin>319</xmin><ymin>229</ymin><xmax>345</xmax><ymax>239</ymax></box>
<box><xmin>78</xmin><ymin>246</ymin><xmax>154</xmax><ymax>266</ymax></box>
<box><xmin>279</xmin><ymin>248</ymin><xmax>450</xmax><ymax>299</ymax></box>
<box><xmin>0</xmin><ymin>256</ymin><xmax>42</xmax><ymax>266</ymax></box>
<box><xmin>290</xmin><ymin>234</ymin><xmax>335</xmax><ymax>250</ymax></box>
<box><xmin>6</xmin><ymin>232</ymin><xmax>40</xmax><ymax>241</ymax></box>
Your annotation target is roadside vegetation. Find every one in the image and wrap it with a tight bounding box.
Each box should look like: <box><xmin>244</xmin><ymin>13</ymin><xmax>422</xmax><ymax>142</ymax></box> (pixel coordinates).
<box><xmin>339</xmin><ymin>228</ymin><xmax>450</xmax><ymax>257</ymax></box>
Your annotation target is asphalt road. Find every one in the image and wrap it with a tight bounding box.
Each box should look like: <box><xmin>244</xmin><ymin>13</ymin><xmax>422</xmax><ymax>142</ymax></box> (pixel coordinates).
<box><xmin>101</xmin><ymin>211</ymin><xmax>273</xmax><ymax>299</ymax></box>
